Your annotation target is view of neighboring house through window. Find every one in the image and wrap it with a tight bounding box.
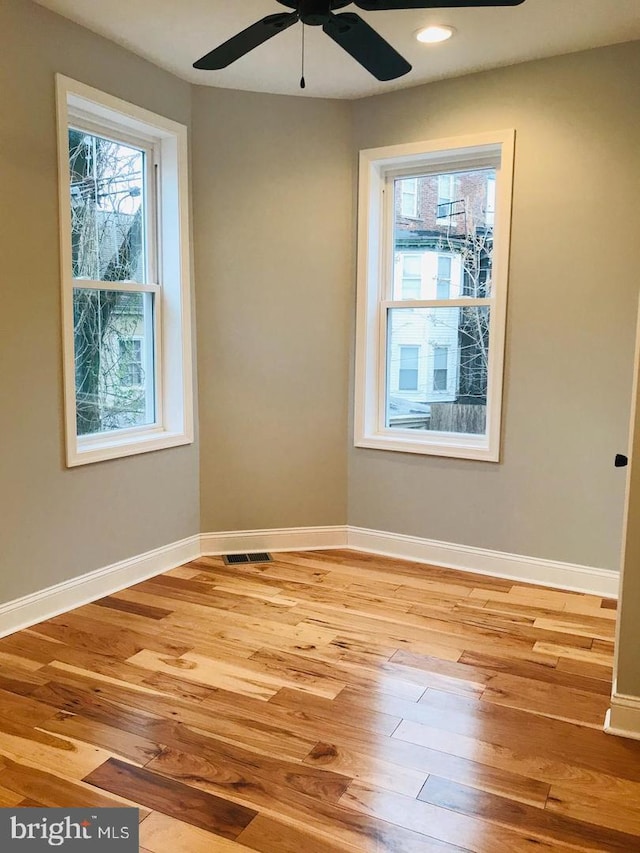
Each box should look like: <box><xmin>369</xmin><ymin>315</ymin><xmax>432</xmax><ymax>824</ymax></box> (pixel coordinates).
<box><xmin>57</xmin><ymin>75</ymin><xmax>193</xmax><ymax>466</ymax></box>
<box><xmin>355</xmin><ymin>130</ymin><xmax>514</xmax><ymax>460</ymax></box>
<box><xmin>400</xmin><ymin>177</ymin><xmax>418</xmax><ymax>217</ymax></box>
<box><xmin>69</xmin><ymin>129</ymin><xmax>156</xmax><ymax>435</ymax></box>
<box><xmin>387</xmin><ymin>166</ymin><xmax>495</xmax><ymax>436</ymax></box>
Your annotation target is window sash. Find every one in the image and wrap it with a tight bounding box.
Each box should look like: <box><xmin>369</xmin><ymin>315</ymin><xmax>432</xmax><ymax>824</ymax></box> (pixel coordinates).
<box><xmin>66</xmin><ymin>119</ymin><xmax>162</xmax><ymax>442</ymax></box>
<box><xmin>72</xmin><ymin>285</ymin><xmax>162</xmax><ymax>438</ymax></box>
<box><xmin>68</xmin><ymin>119</ymin><xmax>160</xmax><ymax>288</ymax></box>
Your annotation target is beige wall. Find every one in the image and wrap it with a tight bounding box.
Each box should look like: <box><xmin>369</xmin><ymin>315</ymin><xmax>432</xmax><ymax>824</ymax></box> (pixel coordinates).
<box><xmin>349</xmin><ymin>42</ymin><xmax>640</xmax><ymax>570</ymax></box>
<box><xmin>193</xmin><ymin>87</ymin><xmax>352</xmax><ymax>532</ymax></box>
<box><xmin>0</xmin><ymin>0</ymin><xmax>199</xmax><ymax>603</ymax></box>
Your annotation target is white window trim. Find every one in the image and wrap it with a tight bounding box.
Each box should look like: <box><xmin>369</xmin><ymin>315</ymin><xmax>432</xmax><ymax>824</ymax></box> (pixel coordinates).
<box><xmin>56</xmin><ymin>75</ymin><xmax>194</xmax><ymax>467</ymax></box>
<box><xmin>354</xmin><ymin>130</ymin><xmax>515</xmax><ymax>462</ymax></box>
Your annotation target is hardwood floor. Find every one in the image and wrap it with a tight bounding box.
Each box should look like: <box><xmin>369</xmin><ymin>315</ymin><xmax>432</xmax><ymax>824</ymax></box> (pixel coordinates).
<box><xmin>0</xmin><ymin>549</ymin><xmax>635</xmax><ymax>851</ymax></box>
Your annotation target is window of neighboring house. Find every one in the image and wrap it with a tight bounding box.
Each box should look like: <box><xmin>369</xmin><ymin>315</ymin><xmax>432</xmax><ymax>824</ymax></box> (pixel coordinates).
<box><xmin>355</xmin><ymin>130</ymin><xmax>515</xmax><ymax>461</ymax></box>
<box><xmin>400</xmin><ymin>177</ymin><xmax>418</xmax><ymax>217</ymax></box>
<box><xmin>436</xmin><ymin>173</ymin><xmax>454</xmax><ymax>220</ymax></box>
<box><xmin>436</xmin><ymin>255</ymin><xmax>452</xmax><ymax>300</ymax></box>
<box><xmin>401</xmin><ymin>254</ymin><xmax>422</xmax><ymax>300</ymax></box>
<box><xmin>399</xmin><ymin>345</ymin><xmax>420</xmax><ymax>391</ymax></box>
<box><xmin>433</xmin><ymin>345</ymin><xmax>448</xmax><ymax>391</ymax></box>
<box><xmin>56</xmin><ymin>75</ymin><xmax>193</xmax><ymax>466</ymax></box>
<box><xmin>119</xmin><ymin>337</ymin><xmax>143</xmax><ymax>387</ymax></box>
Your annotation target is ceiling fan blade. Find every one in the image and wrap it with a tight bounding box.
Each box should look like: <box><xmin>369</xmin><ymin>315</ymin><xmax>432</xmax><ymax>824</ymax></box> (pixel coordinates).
<box><xmin>355</xmin><ymin>1</ymin><xmax>525</xmax><ymax>9</ymax></box>
<box><xmin>323</xmin><ymin>12</ymin><xmax>411</xmax><ymax>81</ymax></box>
<box><xmin>194</xmin><ymin>12</ymin><xmax>298</xmax><ymax>70</ymax></box>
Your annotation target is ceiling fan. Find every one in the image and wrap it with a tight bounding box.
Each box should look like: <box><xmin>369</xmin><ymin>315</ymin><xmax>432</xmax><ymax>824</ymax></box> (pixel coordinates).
<box><xmin>194</xmin><ymin>0</ymin><xmax>526</xmax><ymax>83</ymax></box>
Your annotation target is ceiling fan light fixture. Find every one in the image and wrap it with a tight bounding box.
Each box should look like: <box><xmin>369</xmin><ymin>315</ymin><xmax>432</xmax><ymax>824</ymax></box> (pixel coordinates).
<box><xmin>416</xmin><ymin>25</ymin><xmax>455</xmax><ymax>44</ymax></box>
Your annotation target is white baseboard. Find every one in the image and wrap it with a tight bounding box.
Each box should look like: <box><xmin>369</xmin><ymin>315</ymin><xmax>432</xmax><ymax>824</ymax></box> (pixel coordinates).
<box><xmin>200</xmin><ymin>525</ymin><xmax>348</xmax><ymax>556</ymax></box>
<box><xmin>0</xmin><ymin>524</ymin><xmax>618</xmax><ymax>641</ymax></box>
<box><xmin>605</xmin><ymin>694</ymin><xmax>640</xmax><ymax>741</ymax></box>
<box><xmin>0</xmin><ymin>535</ymin><xmax>201</xmax><ymax>640</ymax></box>
<box><xmin>199</xmin><ymin>525</ymin><xmax>617</xmax><ymax>597</ymax></box>
<box><xmin>347</xmin><ymin>526</ymin><xmax>619</xmax><ymax>598</ymax></box>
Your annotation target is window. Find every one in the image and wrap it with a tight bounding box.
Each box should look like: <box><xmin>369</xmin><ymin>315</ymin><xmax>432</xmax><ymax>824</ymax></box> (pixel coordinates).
<box><xmin>399</xmin><ymin>346</ymin><xmax>420</xmax><ymax>391</ymax></box>
<box><xmin>56</xmin><ymin>76</ymin><xmax>193</xmax><ymax>466</ymax></box>
<box><xmin>400</xmin><ymin>178</ymin><xmax>418</xmax><ymax>217</ymax></box>
<box><xmin>119</xmin><ymin>338</ymin><xmax>143</xmax><ymax>387</ymax></box>
<box><xmin>436</xmin><ymin>255</ymin><xmax>452</xmax><ymax>300</ymax></box>
<box><xmin>436</xmin><ymin>174</ymin><xmax>454</xmax><ymax>220</ymax></box>
<box><xmin>400</xmin><ymin>254</ymin><xmax>422</xmax><ymax>300</ymax></box>
<box><xmin>433</xmin><ymin>346</ymin><xmax>448</xmax><ymax>391</ymax></box>
<box><xmin>355</xmin><ymin>130</ymin><xmax>515</xmax><ymax>461</ymax></box>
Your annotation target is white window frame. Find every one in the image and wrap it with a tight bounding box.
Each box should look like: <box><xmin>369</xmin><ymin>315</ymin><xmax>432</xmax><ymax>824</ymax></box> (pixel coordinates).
<box><xmin>354</xmin><ymin>130</ymin><xmax>515</xmax><ymax>462</ymax></box>
<box><xmin>56</xmin><ymin>75</ymin><xmax>193</xmax><ymax>467</ymax></box>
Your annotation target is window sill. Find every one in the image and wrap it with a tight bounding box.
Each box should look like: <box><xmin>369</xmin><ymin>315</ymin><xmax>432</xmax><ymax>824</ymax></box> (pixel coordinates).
<box><xmin>354</xmin><ymin>432</ymin><xmax>499</xmax><ymax>462</ymax></box>
<box><xmin>68</xmin><ymin>428</ymin><xmax>193</xmax><ymax>467</ymax></box>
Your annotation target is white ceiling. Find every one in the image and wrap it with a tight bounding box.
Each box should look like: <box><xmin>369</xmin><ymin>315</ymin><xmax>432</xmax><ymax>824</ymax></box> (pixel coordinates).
<box><xmin>34</xmin><ymin>0</ymin><xmax>640</xmax><ymax>99</ymax></box>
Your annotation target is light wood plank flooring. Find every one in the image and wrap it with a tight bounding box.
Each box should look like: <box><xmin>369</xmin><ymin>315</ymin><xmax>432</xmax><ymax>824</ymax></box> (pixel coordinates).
<box><xmin>0</xmin><ymin>549</ymin><xmax>635</xmax><ymax>852</ymax></box>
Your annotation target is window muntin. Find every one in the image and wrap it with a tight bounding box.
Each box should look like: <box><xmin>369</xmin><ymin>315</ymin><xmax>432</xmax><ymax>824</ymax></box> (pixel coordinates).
<box><xmin>57</xmin><ymin>75</ymin><xmax>193</xmax><ymax>466</ymax></box>
<box><xmin>355</xmin><ymin>131</ymin><xmax>514</xmax><ymax>461</ymax></box>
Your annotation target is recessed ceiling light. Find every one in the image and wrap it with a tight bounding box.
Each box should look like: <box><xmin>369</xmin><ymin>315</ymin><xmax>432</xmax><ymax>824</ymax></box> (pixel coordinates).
<box><xmin>416</xmin><ymin>25</ymin><xmax>455</xmax><ymax>44</ymax></box>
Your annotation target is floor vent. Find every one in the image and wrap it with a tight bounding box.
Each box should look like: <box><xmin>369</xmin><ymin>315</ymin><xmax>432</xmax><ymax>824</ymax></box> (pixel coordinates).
<box><xmin>223</xmin><ymin>552</ymin><xmax>273</xmax><ymax>565</ymax></box>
